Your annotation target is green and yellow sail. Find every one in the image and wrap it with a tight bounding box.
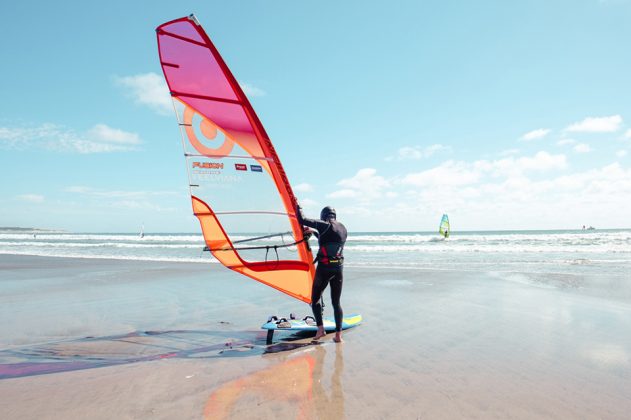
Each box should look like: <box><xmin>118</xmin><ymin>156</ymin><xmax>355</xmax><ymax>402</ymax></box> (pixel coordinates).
<box><xmin>439</xmin><ymin>214</ymin><xmax>450</xmax><ymax>238</ymax></box>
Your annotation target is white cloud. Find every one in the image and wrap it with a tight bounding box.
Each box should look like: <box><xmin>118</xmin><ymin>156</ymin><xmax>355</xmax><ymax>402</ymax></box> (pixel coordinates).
<box><xmin>328</xmin><ymin>168</ymin><xmax>390</xmax><ymax>201</ymax></box>
<box><xmin>17</xmin><ymin>194</ymin><xmax>44</xmax><ymax>203</ymax></box>
<box><xmin>521</xmin><ymin>128</ymin><xmax>550</xmax><ymax>141</ymax></box>
<box><xmin>551</xmin><ymin>163</ymin><xmax>631</xmax><ymax>195</ymax></box>
<box><xmin>616</xmin><ymin>150</ymin><xmax>628</xmax><ymax>157</ymax></box>
<box><xmin>0</xmin><ymin>123</ymin><xmax>141</xmax><ymax>153</ymax></box>
<box><xmin>400</xmin><ymin>151</ymin><xmax>566</xmax><ymax>189</ymax></box>
<box><xmin>337</xmin><ymin>168</ymin><xmax>389</xmax><ymax>188</ymax></box>
<box><xmin>327</xmin><ymin>189</ymin><xmax>360</xmax><ymax>199</ymax></box>
<box><xmin>65</xmin><ymin>186</ymin><xmax>175</xmax><ymax>199</ymax></box>
<box><xmin>294</xmin><ymin>183</ymin><xmax>314</xmax><ymax>192</ymax></box>
<box><xmin>401</xmin><ymin>160</ymin><xmax>481</xmax><ymax>187</ymax></box>
<box><xmin>574</xmin><ymin>143</ymin><xmax>592</xmax><ymax>153</ymax></box>
<box><xmin>88</xmin><ymin>124</ymin><xmax>140</xmax><ymax>145</ymax></box>
<box><xmin>489</xmin><ymin>151</ymin><xmax>567</xmax><ymax>175</ymax></box>
<box><xmin>565</xmin><ymin>115</ymin><xmax>622</xmax><ymax>133</ymax></box>
<box><xmin>63</xmin><ymin>186</ymin><xmax>178</xmax><ymax>212</ymax></box>
<box><xmin>499</xmin><ymin>149</ymin><xmax>520</xmax><ymax>156</ymax></box>
<box><xmin>296</xmin><ymin>198</ymin><xmax>318</xmax><ymax>209</ymax></box>
<box><xmin>64</xmin><ymin>186</ymin><xmax>92</xmax><ymax>194</ymax></box>
<box><xmin>625</xmin><ymin>129</ymin><xmax>631</xmax><ymax>139</ymax></box>
<box><xmin>64</xmin><ymin>124</ymin><xmax>141</xmax><ymax>153</ymax></box>
<box><xmin>395</xmin><ymin>162</ymin><xmax>631</xmax><ymax>230</ymax></box>
<box><xmin>387</xmin><ymin>144</ymin><xmax>449</xmax><ymax>161</ymax></box>
<box><xmin>305</xmin><ymin>149</ymin><xmax>631</xmax><ymax>230</ymax></box>
<box><xmin>557</xmin><ymin>138</ymin><xmax>576</xmax><ymax>146</ymax></box>
<box><xmin>239</xmin><ymin>81</ymin><xmax>266</xmax><ymax>97</ymax></box>
<box><xmin>115</xmin><ymin>73</ymin><xmax>172</xmax><ymax>115</ymax></box>
<box><xmin>0</xmin><ymin>124</ymin><xmax>59</xmax><ymax>148</ymax></box>
<box><xmin>472</xmin><ymin>151</ymin><xmax>567</xmax><ymax>179</ymax></box>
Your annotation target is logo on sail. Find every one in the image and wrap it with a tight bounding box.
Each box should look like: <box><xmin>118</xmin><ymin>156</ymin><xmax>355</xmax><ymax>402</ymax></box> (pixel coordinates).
<box><xmin>192</xmin><ymin>162</ymin><xmax>224</xmax><ymax>169</ymax></box>
<box><xmin>183</xmin><ymin>106</ymin><xmax>235</xmax><ymax>157</ymax></box>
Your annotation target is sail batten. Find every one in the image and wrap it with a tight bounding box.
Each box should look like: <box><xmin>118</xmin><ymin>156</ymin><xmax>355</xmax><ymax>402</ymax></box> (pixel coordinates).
<box><xmin>157</xmin><ymin>15</ymin><xmax>315</xmax><ymax>303</ymax></box>
<box><xmin>171</xmin><ymin>91</ymin><xmax>243</xmax><ymax>105</ymax></box>
<box><xmin>158</xmin><ymin>29</ymin><xmax>209</xmax><ymax>48</ymax></box>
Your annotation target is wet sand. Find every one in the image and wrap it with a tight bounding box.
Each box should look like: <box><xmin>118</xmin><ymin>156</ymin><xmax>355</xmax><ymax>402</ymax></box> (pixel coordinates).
<box><xmin>1</xmin><ymin>255</ymin><xmax>631</xmax><ymax>419</ymax></box>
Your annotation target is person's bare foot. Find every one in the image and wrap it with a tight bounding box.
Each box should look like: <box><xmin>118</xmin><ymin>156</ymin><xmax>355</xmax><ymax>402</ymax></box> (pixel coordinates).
<box><xmin>312</xmin><ymin>327</ymin><xmax>326</xmax><ymax>341</ymax></box>
<box><xmin>333</xmin><ymin>332</ymin><xmax>343</xmax><ymax>343</ymax></box>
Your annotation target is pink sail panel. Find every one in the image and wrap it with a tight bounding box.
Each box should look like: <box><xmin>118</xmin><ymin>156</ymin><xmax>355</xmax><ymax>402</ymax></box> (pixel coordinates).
<box><xmin>156</xmin><ymin>15</ymin><xmax>315</xmax><ymax>303</ymax></box>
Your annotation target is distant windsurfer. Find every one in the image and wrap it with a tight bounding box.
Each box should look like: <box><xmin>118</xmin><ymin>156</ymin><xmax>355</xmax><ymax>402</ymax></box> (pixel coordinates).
<box><xmin>297</xmin><ymin>205</ymin><xmax>348</xmax><ymax>343</ymax></box>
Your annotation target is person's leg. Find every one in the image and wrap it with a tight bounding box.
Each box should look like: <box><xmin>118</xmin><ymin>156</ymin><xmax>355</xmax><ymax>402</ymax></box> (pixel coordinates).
<box><xmin>329</xmin><ymin>270</ymin><xmax>344</xmax><ymax>342</ymax></box>
<box><xmin>311</xmin><ymin>267</ymin><xmax>329</xmax><ymax>340</ymax></box>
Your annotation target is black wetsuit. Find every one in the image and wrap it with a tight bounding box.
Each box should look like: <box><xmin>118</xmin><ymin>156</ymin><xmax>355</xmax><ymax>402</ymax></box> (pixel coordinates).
<box><xmin>297</xmin><ymin>208</ymin><xmax>348</xmax><ymax>331</ymax></box>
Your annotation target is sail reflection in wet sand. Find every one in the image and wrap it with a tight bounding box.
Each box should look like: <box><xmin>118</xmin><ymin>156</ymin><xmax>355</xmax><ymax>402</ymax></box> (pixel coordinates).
<box><xmin>204</xmin><ymin>344</ymin><xmax>345</xmax><ymax>419</ymax></box>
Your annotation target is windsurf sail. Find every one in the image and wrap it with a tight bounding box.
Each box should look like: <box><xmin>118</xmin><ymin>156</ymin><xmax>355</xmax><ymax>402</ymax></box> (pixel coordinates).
<box><xmin>439</xmin><ymin>214</ymin><xmax>450</xmax><ymax>238</ymax></box>
<box><xmin>156</xmin><ymin>15</ymin><xmax>315</xmax><ymax>303</ymax></box>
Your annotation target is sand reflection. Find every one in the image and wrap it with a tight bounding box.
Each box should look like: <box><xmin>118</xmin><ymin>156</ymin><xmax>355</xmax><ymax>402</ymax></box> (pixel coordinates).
<box><xmin>204</xmin><ymin>344</ymin><xmax>345</xmax><ymax>419</ymax></box>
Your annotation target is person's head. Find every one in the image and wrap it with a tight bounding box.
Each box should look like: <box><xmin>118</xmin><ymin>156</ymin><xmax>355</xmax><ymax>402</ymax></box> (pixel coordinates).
<box><xmin>320</xmin><ymin>206</ymin><xmax>336</xmax><ymax>221</ymax></box>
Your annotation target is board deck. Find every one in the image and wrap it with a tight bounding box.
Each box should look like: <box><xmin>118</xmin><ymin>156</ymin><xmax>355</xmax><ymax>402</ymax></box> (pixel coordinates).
<box><xmin>261</xmin><ymin>314</ymin><xmax>362</xmax><ymax>332</ymax></box>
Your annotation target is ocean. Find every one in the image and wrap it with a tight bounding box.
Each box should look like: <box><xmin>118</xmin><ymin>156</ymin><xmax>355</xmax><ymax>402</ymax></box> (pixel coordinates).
<box><xmin>1</xmin><ymin>228</ymin><xmax>630</xmax><ymax>279</ymax></box>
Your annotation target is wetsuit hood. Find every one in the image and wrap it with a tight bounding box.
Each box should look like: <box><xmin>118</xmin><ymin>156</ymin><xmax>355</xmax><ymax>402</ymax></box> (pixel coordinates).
<box><xmin>320</xmin><ymin>206</ymin><xmax>336</xmax><ymax>220</ymax></box>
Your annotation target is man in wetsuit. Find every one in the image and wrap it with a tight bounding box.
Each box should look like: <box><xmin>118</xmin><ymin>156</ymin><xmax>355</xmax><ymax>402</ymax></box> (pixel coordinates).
<box><xmin>297</xmin><ymin>205</ymin><xmax>348</xmax><ymax>342</ymax></box>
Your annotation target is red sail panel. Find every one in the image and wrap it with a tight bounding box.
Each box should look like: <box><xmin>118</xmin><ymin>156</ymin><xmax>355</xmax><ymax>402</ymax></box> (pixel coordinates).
<box><xmin>157</xmin><ymin>15</ymin><xmax>315</xmax><ymax>304</ymax></box>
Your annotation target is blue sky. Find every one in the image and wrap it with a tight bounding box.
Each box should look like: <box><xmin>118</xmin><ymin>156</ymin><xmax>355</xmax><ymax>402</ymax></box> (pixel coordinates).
<box><xmin>1</xmin><ymin>0</ymin><xmax>631</xmax><ymax>232</ymax></box>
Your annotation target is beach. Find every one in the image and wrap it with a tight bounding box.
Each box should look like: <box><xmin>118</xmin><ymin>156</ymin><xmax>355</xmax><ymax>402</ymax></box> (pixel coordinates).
<box><xmin>1</xmin><ymin>252</ymin><xmax>630</xmax><ymax>419</ymax></box>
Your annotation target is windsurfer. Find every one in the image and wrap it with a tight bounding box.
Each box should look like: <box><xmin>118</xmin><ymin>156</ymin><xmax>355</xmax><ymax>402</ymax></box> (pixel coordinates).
<box><xmin>297</xmin><ymin>205</ymin><xmax>348</xmax><ymax>342</ymax></box>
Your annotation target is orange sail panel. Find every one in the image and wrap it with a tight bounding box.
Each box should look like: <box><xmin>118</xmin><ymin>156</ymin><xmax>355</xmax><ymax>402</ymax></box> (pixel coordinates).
<box><xmin>157</xmin><ymin>15</ymin><xmax>315</xmax><ymax>304</ymax></box>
